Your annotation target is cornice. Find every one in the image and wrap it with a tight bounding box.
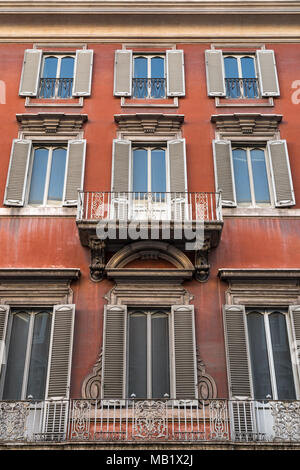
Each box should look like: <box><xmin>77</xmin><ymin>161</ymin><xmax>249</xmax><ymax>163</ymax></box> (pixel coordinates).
<box><xmin>16</xmin><ymin>112</ymin><xmax>88</xmax><ymax>134</ymax></box>
<box><xmin>219</xmin><ymin>268</ymin><xmax>300</xmax><ymax>281</ymax></box>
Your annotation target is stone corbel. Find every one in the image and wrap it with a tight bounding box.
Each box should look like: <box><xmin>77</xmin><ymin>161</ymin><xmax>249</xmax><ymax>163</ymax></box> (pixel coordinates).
<box><xmin>89</xmin><ymin>238</ymin><xmax>106</xmax><ymax>282</ymax></box>
<box><xmin>194</xmin><ymin>238</ymin><xmax>211</xmax><ymax>282</ymax></box>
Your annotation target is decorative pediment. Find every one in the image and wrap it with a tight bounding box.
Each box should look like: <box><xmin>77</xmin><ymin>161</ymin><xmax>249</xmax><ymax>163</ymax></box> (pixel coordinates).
<box><xmin>16</xmin><ymin>113</ymin><xmax>88</xmax><ymax>134</ymax></box>
<box><xmin>114</xmin><ymin>113</ymin><xmax>184</xmax><ymax>136</ymax></box>
<box><xmin>211</xmin><ymin>113</ymin><xmax>282</xmax><ymax>137</ymax></box>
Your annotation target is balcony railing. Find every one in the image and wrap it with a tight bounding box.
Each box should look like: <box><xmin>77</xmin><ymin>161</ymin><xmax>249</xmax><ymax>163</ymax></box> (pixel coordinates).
<box><xmin>38</xmin><ymin>78</ymin><xmax>73</xmax><ymax>99</ymax></box>
<box><xmin>225</xmin><ymin>77</ymin><xmax>259</xmax><ymax>99</ymax></box>
<box><xmin>132</xmin><ymin>78</ymin><xmax>166</xmax><ymax>98</ymax></box>
<box><xmin>77</xmin><ymin>191</ymin><xmax>223</xmax><ymax>223</ymax></box>
<box><xmin>1</xmin><ymin>399</ymin><xmax>300</xmax><ymax>444</ymax></box>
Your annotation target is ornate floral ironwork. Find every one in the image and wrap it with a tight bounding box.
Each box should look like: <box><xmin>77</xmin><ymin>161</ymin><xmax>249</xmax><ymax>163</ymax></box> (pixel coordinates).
<box><xmin>270</xmin><ymin>401</ymin><xmax>300</xmax><ymax>441</ymax></box>
<box><xmin>133</xmin><ymin>400</ymin><xmax>168</xmax><ymax>440</ymax></box>
<box><xmin>0</xmin><ymin>401</ymin><xmax>31</xmax><ymax>441</ymax></box>
<box><xmin>209</xmin><ymin>400</ymin><xmax>229</xmax><ymax>440</ymax></box>
<box><xmin>70</xmin><ymin>400</ymin><xmax>92</xmax><ymax>440</ymax></box>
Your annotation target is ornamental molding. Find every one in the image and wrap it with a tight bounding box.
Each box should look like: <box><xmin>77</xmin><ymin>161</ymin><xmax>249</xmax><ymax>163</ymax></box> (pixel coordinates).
<box><xmin>219</xmin><ymin>268</ymin><xmax>300</xmax><ymax>281</ymax></box>
<box><xmin>211</xmin><ymin>113</ymin><xmax>282</xmax><ymax>137</ymax></box>
<box><xmin>16</xmin><ymin>113</ymin><xmax>88</xmax><ymax>134</ymax></box>
<box><xmin>114</xmin><ymin>113</ymin><xmax>184</xmax><ymax>137</ymax></box>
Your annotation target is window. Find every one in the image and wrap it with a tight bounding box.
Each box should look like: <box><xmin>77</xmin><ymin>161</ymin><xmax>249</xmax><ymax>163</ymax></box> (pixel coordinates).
<box><xmin>128</xmin><ymin>308</ymin><xmax>170</xmax><ymax>399</ymax></box>
<box><xmin>39</xmin><ymin>55</ymin><xmax>75</xmax><ymax>99</ymax></box>
<box><xmin>224</xmin><ymin>55</ymin><xmax>259</xmax><ymax>99</ymax></box>
<box><xmin>132</xmin><ymin>146</ymin><xmax>167</xmax><ymax>194</ymax></box>
<box><xmin>133</xmin><ymin>55</ymin><xmax>165</xmax><ymax>98</ymax></box>
<box><xmin>247</xmin><ymin>308</ymin><xmax>296</xmax><ymax>400</ymax></box>
<box><xmin>28</xmin><ymin>145</ymin><xmax>67</xmax><ymax>206</ymax></box>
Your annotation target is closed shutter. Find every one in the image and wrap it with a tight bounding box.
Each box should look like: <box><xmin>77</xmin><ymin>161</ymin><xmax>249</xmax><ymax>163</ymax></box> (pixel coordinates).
<box><xmin>166</xmin><ymin>50</ymin><xmax>185</xmax><ymax>97</ymax></box>
<box><xmin>0</xmin><ymin>305</ymin><xmax>9</xmax><ymax>376</ymax></box>
<box><xmin>256</xmin><ymin>49</ymin><xmax>280</xmax><ymax>97</ymax></box>
<box><xmin>289</xmin><ymin>305</ymin><xmax>300</xmax><ymax>384</ymax></box>
<box><xmin>267</xmin><ymin>140</ymin><xmax>295</xmax><ymax>207</ymax></box>
<box><xmin>4</xmin><ymin>139</ymin><xmax>32</xmax><ymax>206</ymax></box>
<box><xmin>111</xmin><ymin>139</ymin><xmax>131</xmax><ymax>193</ymax></box>
<box><xmin>172</xmin><ymin>305</ymin><xmax>197</xmax><ymax>399</ymax></box>
<box><xmin>63</xmin><ymin>139</ymin><xmax>86</xmax><ymax>206</ymax></box>
<box><xmin>102</xmin><ymin>305</ymin><xmax>127</xmax><ymax>399</ymax></box>
<box><xmin>72</xmin><ymin>49</ymin><xmax>94</xmax><ymax>96</ymax></box>
<box><xmin>205</xmin><ymin>49</ymin><xmax>226</xmax><ymax>97</ymax></box>
<box><xmin>114</xmin><ymin>50</ymin><xmax>132</xmax><ymax>96</ymax></box>
<box><xmin>212</xmin><ymin>140</ymin><xmax>236</xmax><ymax>207</ymax></box>
<box><xmin>19</xmin><ymin>49</ymin><xmax>42</xmax><ymax>97</ymax></box>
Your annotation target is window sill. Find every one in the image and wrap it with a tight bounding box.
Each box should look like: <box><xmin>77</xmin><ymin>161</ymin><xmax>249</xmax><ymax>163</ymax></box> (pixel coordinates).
<box><xmin>0</xmin><ymin>206</ymin><xmax>77</xmax><ymax>217</ymax></box>
<box><xmin>25</xmin><ymin>96</ymin><xmax>84</xmax><ymax>107</ymax></box>
<box><xmin>223</xmin><ymin>207</ymin><xmax>300</xmax><ymax>218</ymax></box>
<box><xmin>121</xmin><ymin>96</ymin><xmax>178</xmax><ymax>108</ymax></box>
<box><xmin>215</xmin><ymin>96</ymin><xmax>274</xmax><ymax>107</ymax></box>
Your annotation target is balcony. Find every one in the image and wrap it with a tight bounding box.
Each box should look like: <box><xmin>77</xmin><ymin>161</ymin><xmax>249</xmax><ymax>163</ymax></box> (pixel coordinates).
<box><xmin>225</xmin><ymin>77</ymin><xmax>259</xmax><ymax>99</ymax></box>
<box><xmin>38</xmin><ymin>78</ymin><xmax>73</xmax><ymax>99</ymax></box>
<box><xmin>0</xmin><ymin>399</ymin><xmax>299</xmax><ymax>447</ymax></box>
<box><xmin>132</xmin><ymin>78</ymin><xmax>166</xmax><ymax>99</ymax></box>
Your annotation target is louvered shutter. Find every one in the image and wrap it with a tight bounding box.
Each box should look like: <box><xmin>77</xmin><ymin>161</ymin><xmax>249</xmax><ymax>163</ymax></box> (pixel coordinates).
<box><xmin>166</xmin><ymin>50</ymin><xmax>185</xmax><ymax>97</ymax></box>
<box><xmin>63</xmin><ymin>139</ymin><xmax>86</xmax><ymax>206</ymax></box>
<box><xmin>256</xmin><ymin>49</ymin><xmax>280</xmax><ymax>97</ymax></box>
<box><xmin>19</xmin><ymin>49</ymin><xmax>42</xmax><ymax>97</ymax></box>
<box><xmin>111</xmin><ymin>139</ymin><xmax>131</xmax><ymax>193</ymax></box>
<box><xmin>289</xmin><ymin>305</ymin><xmax>300</xmax><ymax>382</ymax></box>
<box><xmin>102</xmin><ymin>305</ymin><xmax>127</xmax><ymax>399</ymax></box>
<box><xmin>72</xmin><ymin>49</ymin><xmax>94</xmax><ymax>96</ymax></box>
<box><xmin>168</xmin><ymin>139</ymin><xmax>187</xmax><ymax>220</ymax></box>
<box><xmin>114</xmin><ymin>50</ymin><xmax>132</xmax><ymax>96</ymax></box>
<box><xmin>4</xmin><ymin>139</ymin><xmax>32</xmax><ymax>206</ymax></box>
<box><xmin>212</xmin><ymin>140</ymin><xmax>236</xmax><ymax>207</ymax></box>
<box><xmin>267</xmin><ymin>140</ymin><xmax>295</xmax><ymax>207</ymax></box>
<box><xmin>0</xmin><ymin>305</ymin><xmax>9</xmax><ymax>376</ymax></box>
<box><xmin>205</xmin><ymin>49</ymin><xmax>226</xmax><ymax>97</ymax></box>
<box><xmin>172</xmin><ymin>305</ymin><xmax>197</xmax><ymax>399</ymax></box>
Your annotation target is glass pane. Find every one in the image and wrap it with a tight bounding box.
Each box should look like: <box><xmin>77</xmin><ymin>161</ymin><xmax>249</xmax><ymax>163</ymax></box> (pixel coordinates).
<box><xmin>250</xmin><ymin>149</ymin><xmax>270</xmax><ymax>204</ymax></box>
<box><xmin>42</xmin><ymin>56</ymin><xmax>58</xmax><ymax>78</ymax></box>
<box><xmin>26</xmin><ymin>312</ymin><xmax>51</xmax><ymax>400</ymax></box>
<box><xmin>232</xmin><ymin>149</ymin><xmax>252</xmax><ymax>204</ymax></box>
<box><xmin>151</xmin><ymin>313</ymin><xmax>170</xmax><ymax>398</ymax></box>
<box><xmin>47</xmin><ymin>148</ymin><xmax>67</xmax><ymax>204</ymax></box>
<box><xmin>3</xmin><ymin>312</ymin><xmax>30</xmax><ymax>399</ymax></box>
<box><xmin>128</xmin><ymin>312</ymin><xmax>147</xmax><ymax>398</ymax></box>
<box><xmin>133</xmin><ymin>148</ymin><xmax>148</xmax><ymax>195</ymax></box>
<box><xmin>241</xmin><ymin>56</ymin><xmax>256</xmax><ymax>79</ymax></box>
<box><xmin>269</xmin><ymin>312</ymin><xmax>296</xmax><ymax>400</ymax></box>
<box><xmin>224</xmin><ymin>56</ymin><xmax>240</xmax><ymax>98</ymax></box>
<box><xmin>247</xmin><ymin>312</ymin><xmax>273</xmax><ymax>400</ymax></box>
<box><xmin>133</xmin><ymin>57</ymin><xmax>148</xmax><ymax>98</ymax></box>
<box><xmin>150</xmin><ymin>57</ymin><xmax>165</xmax><ymax>98</ymax></box>
<box><xmin>151</xmin><ymin>148</ymin><xmax>166</xmax><ymax>196</ymax></box>
<box><xmin>58</xmin><ymin>56</ymin><xmax>74</xmax><ymax>98</ymax></box>
<box><xmin>28</xmin><ymin>148</ymin><xmax>49</xmax><ymax>205</ymax></box>
<box><xmin>241</xmin><ymin>56</ymin><xmax>258</xmax><ymax>98</ymax></box>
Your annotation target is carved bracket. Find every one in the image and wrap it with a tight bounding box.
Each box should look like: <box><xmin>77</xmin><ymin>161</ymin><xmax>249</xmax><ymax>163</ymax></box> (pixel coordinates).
<box><xmin>196</xmin><ymin>348</ymin><xmax>217</xmax><ymax>401</ymax></box>
<box><xmin>88</xmin><ymin>238</ymin><xmax>106</xmax><ymax>282</ymax></box>
<box><xmin>194</xmin><ymin>238</ymin><xmax>211</xmax><ymax>282</ymax></box>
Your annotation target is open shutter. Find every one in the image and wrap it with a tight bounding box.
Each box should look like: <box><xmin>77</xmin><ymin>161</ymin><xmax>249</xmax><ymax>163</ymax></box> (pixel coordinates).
<box><xmin>212</xmin><ymin>140</ymin><xmax>236</xmax><ymax>207</ymax></box>
<box><xmin>267</xmin><ymin>140</ymin><xmax>295</xmax><ymax>207</ymax></box>
<box><xmin>102</xmin><ymin>305</ymin><xmax>127</xmax><ymax>399</ymax></box>
<box><xmin>72</xmin><ymin>49</ymin><xmax>93</xmax><ymax>96</ymax></box>
<box><xmin>168</xmin><ymin>139</ymin><xmax>187</xmax><ymax>220</ymax></box>
<box><xmin>111</xmin><ymin>139</ymin><xmax>131</xmax><ymax>193</ymax></box>
<box><xmin>205</xmin><ymin>49</ymin><xmax>226</xmax><ymax>97</ymax></box>
<box><xmin>19</xmin><ymin>49</ymin><xmax>42</xmax><ymax>97</ymax></box>
<box><xmin>63</xmin><ymin>139</ymin><xmax>86</xmax><ymax>206</ymax></box>
<box><xmin>256</xmin><ymin>49</ymin><xmax>280</xmax><ymax>97</ymax></box>
<box><xmin>289</xmin><ymin>305</ymin><xmax>300</xmax><ymax>384</ymax></box>
<box><xmin>4</xmin><ymin>139</ymin><xmax>32</xmax><ymax>206</ymax></box>
<box><xmin>0</xmin><ymin>305</ymin><xmax>9</xmax><ymax>376</ymax></box>
<box><xmin>166</xmin><ymin>49</ymin><xmax>185</xmax><ymax>97</ymax></box>
<box><xmin>114</xmin><ymin>50</ymin><xmax>132</xmax><ymax>97</ymax></box>
<box><xmin>172</xmin><ymin>305</ymin><xmax>197</xmax><ymax>399</ymax></box>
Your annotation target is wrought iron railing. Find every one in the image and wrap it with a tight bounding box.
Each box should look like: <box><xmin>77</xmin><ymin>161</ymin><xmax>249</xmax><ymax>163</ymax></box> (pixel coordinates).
<box><xmin>76</xmin><ymin>191</ymin><xmax>223</xmax><ymax>223</ymax></box>
<box><xmin>132</xmin><ymin>78</ymin><xmax>166</xmax><ymax>98</ymax></box>
<box><xmin>38</xmin><ymin>78</ymin><xmax>73</xmax><ymax>99</ymax></box>
<box><xmin>1</xmin><ymin>399</ymin><xmax>300</xmax><ymax>443</ymax></box>
<box><xmin>225</xmin><ymin>77</ymin><xmax>259</xmax><ymax>99</ymax></box>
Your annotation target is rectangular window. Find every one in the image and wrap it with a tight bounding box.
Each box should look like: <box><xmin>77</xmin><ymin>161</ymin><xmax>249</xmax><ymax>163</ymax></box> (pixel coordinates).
<box><xmin>128</xmin><ymin>308</ymin><xmax>170</xmax><ymax>399</ymax></box>
<box><xmin>132</xmin><ymin>146</ymin><xmax>167</xmax><ymax>194</ymax></box>
<box><xmin>39</xmin><ymin>54</ymin><xmax>75</xmax><ymax>99</ymax></box>
<box><xmin>133</xmin><ymin>54</ymin><xmax>166</xmax><ymax>99</ymax></box>
<box><xmin>247</xmin><ymin>308</ymin><xmax>296</xmax><ymax>400</ymax></box>
<box><xmin>224</xmin><ymin>54</ymin><xmax>259</xmax><ymax>99</ymax></box>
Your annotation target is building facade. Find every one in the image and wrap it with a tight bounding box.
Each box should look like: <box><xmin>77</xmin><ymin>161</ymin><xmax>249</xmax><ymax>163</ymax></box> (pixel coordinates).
<box><xmin>0</xmin><ymin>0</ymin><xmax>300</xmax><ymax>450</ymax></box>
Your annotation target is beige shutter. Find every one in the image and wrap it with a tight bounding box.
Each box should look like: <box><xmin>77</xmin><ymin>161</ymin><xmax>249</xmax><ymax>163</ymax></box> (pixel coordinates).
<box><xmin>172</xmin><ymin>305</ymin><xmax>197</xmax><ymax>399</ymax></box>
<box><xmin>168</xmin><ymin>139</ymin><xmax>187</xmax><ymax>193</ymax></box>
<box><xmin>256</xmin><ymin>49</ymin><xmax>280</xmax><ymax>97</ymax></box>
<box><xmin>212</xmin><ymin>140</ymin><xmax>236</xmax><ymax>207</ymax></box>
<box><xmin>166</xmin><ymin>49</ymin><xmax>185</xmax><ymax>97</ymax></box>
<box><xmin>63</xmin><ymin>139</ymin><xmax>86</xmax><ymax>206</ymax></box>
<box><xmin>205</xmin><ymin>49</ymin><xmax>226</xmax><ymax>97</ymax></box>
<box><xmin>111</xmin><ymin>139</ymin><xmax>131</xmax><ymax>193</ymax></box>
<box><xmin>4</xmin><ymin>139</ymin><xmax>32</xmax><ymax>206</ymax></box>
<box><xmin>19</xmin><ymin>49</ymin><xmax>42</xmax><ymax>97</ymax></box>
<box><xmin>0</xmin><ymin>305</ymin><xmax>9</xmax><ymax>376</ymax></box>
<box><xmin>289</xmin><ymin>305</ymin><xmax>300</xmax><ymax>384</ymax></box>
<box><xmin>114</xmin><ymin>50</ymin><xmax>132</xmax><ymax>96</ymax></box>
<box><xmin>72</xmin><ymin>49</ymin><xmax>94</xmax><ymax>96</ymax></box>
<box><xmin>267</xmin><ymin>140</ymin><xmax>295</xmax><ymax>207</ymax></box>
<box><xmin>102</xmin><ymin>305</ymin><xmax>127</xmax><ymax>399</ymax></box>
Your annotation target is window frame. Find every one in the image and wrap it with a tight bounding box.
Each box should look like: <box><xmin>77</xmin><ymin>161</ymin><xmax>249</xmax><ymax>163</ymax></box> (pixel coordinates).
<box><xmin>132</xmin><ymin>53</ymin><xmax>166</xmax><ymax>99</ymax></box>
<box><xmin>40</xmin><ymin>53</ymin><xmax>75</xmax><ymax>99</ymax></box>
<box><xmin>223</xmin><ymin>53</ymin><xmax>260</xmax><ymax>99</ymax></box>
<box><xmin>131</xmin><ymin>144</ymin><xmax>168</xmax><ymax>194</ymax></box>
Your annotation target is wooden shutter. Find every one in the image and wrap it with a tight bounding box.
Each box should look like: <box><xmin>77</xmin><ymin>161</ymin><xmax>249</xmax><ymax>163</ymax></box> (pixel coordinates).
<box><xmin>111</xmin><ymin>139</ymin><xmax>131</xmax><ymax>192</ymax></box>
<box><xmin>72</xmin><ymin>49</ymin><xmax>94</xmax><ymax>96</ymax></box>
<box><xmin>212</xmin><ymin>140</ymin><xmax>236</xmax><ymax>207</ymax></box>
<box><xmin>19</xmin><ymin>49</ymin><xmax>42</xmax><ymax>97</ymax></box>
<box><xmin>289</xmin><ymin>305</ymin><xmax>300</xmax><ymax>383</ymax></box>
<box><xmin>267</xmin><ymin>140</ymin><xmax>295</xmax><ymax>207</ymax></box>
<box><xmin>4</xmin><ymin>139</ymin><xmax>32</xmax><ymax>206</ymax></box>
<box><xmin>166</xmin><ymin>49</ymin><xmax>185</xmax><ymax>97</ymax></box>
<box><xmin>205</xmin><ymin>49</ymin><xmax>226</xmax><ymax>97</ymax></box>
<box><xmin>63</xmin><ymin>139</ymin><xmax>86</xmax><ymax>206</ymax></box>
<box><xmin>114</xmin><ymin>50</ymin><xmax>132</xmax><ymax>96</ymax></box>
<box><xmin>0</xmin><ymin>305</ymin><xmax>9</xmax><ymax>376</ymax></box>
<box><xmin>168</xmin><ymin>139</ymin><xmax>187</xmax><ymax>193</ymax></box>
<box><xmin>102</xmin><ymin>305</ymin><xmax>127</xmax><ymax>399</ymax></box>
<box><xmin>256</xmin><ymin>49</ymin><xmax>280</xmax><ymax>97</ymax></box>
<box><xmin>172</xmin><ymin>305</ymin><xmax>197</xmax><ymax>399</ymax></box>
